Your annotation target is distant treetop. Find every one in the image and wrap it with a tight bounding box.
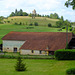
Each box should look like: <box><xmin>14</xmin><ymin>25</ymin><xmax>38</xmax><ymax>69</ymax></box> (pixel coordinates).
<box><xmin>9</xmin><ymin>9</ymin><xmax>28</xmax><ymax>17</ymax></box>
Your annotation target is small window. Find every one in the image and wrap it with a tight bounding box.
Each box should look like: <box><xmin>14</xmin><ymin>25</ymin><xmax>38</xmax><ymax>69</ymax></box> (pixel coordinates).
<box><xmin>14</xmin><ymin>48</ymin><xmax>17</xmax><ymax>53</ymax></box>
<box><xmin>31</xmin><ymin>50</ymin><xmax>34</xmax><ymax>53</ymax></box>
<box><xmin>39</xmin><ymin>51</ymin><xmax>42</xmax><ymax>54</ymax></box>
<box><xmin>7</xmin><ymin>48</ymin><xmax>9</xmax><ymax>49</ymax></box>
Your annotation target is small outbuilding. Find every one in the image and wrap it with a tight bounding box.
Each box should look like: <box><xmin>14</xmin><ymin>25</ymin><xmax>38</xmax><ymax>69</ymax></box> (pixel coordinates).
<box><xmin>2</xmin><ymin>32</ymin><xmax>72</xmax><ymax>55</ymax></box>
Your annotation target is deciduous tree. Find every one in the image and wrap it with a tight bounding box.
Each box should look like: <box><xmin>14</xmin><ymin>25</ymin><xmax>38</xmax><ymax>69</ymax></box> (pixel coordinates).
<box><xmin>65</xmin><ymin>0</ymin><xmax>75</xmax><ymax>10</ymax></box>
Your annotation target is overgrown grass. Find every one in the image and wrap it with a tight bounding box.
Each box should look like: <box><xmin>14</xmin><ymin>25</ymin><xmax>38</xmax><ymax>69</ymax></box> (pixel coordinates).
<box><xmin>0</xmin><ymin>59</ymin><xmax>75</xmax><ymax>75</ymax></box>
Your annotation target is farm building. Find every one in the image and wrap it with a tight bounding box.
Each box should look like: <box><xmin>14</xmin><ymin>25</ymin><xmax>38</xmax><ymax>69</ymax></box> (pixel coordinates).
<box><xmin>2</xmin><ymin>32</ymin><xmax>72</xmax><ymax>55</ymax></box>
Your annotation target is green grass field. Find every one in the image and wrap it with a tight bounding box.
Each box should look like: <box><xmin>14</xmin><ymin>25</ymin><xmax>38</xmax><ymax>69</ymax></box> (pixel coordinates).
<box><xmin>4</xmin><ymin>16</ymin><xmax>59</xmax><ymax>26</ymax></box>
<box><xmin>0</xmin><ymin>59</ymin><xmax>75</xmax><ymax>75</ymax></box>
<box><xmin>0</xmin><ymin>24</ymin><xmax>66</xmax><ymax>44</ymax></box>
<box><xmin>0</xmin><ymin>16</ymin><xmax>67</xmax><ymax>44</ymax></box>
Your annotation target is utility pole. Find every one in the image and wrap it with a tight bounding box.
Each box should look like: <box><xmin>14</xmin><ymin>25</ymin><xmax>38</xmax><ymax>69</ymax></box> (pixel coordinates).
<box><xmin>66</xmin><ymin>24</ymin><xmax>68</xmax><ymax>49</ymax></box>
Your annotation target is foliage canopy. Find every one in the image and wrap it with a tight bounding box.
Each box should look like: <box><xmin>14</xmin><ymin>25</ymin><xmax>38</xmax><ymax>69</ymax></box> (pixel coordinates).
<box><xmin>65</xmin><ymin>0</ymin><xmax>75</xmax><ymax>9</ymax></box>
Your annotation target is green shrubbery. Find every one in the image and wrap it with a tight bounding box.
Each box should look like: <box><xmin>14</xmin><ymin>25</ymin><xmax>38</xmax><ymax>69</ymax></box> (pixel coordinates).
<box><xmin>48</xmin><ymin>23</ymin><xmax>52</xmax><ymax>27</ymax></box>
<box><xmin>34</xmin><ymin>22</ymin><xmax>38</xmax><ymax>26</ymax></box>
<box><xmin>66</xmin><ymin>68</ymin><xmax>75</xmax><ymax>74</ymax></box>
<box><xmin>55</xmin><ymin>49</ymin><xmax>75</xmax><ymax>60</ymax></box>
<box><xmin>0</xmin><ymin>55</ymin><xmax>18</xmax><ymax>59</ymax></box>
<box><xmin>29</xmin><ymin>23</ymin><xmax>33</xmax><ymax>26</ymax></box>
<box><xmin>62</xmin><ymin>27</ymin><xmax>65</xmax><ymax>29</ymax></box>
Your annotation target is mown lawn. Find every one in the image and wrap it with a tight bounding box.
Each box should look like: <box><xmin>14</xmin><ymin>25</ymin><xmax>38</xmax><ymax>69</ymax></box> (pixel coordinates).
<box><xmin>0</xmin><ymin>59</ymin><xmax>75</xmax><ymax>75</ymax></box>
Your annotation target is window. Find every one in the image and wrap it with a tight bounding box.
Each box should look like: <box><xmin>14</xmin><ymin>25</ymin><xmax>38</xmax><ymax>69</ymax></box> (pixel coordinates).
<box><xmin>31</xmin><ymin>50</ymin><xmax>34</xmax><ymax>53</ymax></box>
<box><xmin>39</xmin><ymin>51</ymin><xmax>42</xmax><ymax>54</ymax></box>
<box><xmin>7</xmin><ymin>48</ymin><xmax>9</xmax><ymax>49</ymax></box>
<box><xmin>14</xmin><ymin>48</ymin><xmax>17</xmax><ymax>53</ymax></box>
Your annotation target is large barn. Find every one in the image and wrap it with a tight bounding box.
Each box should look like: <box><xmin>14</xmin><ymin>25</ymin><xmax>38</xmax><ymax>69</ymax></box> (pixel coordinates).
<box><xmin>2</xmin><ymin>32</ymin><xmax>72</xmax><ymax>55</ymax></box>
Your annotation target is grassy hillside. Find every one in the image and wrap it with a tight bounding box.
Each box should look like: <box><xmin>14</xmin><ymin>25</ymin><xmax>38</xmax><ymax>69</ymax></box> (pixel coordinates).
<box><xmin>4</xmin><ymin>16</ymin><xmax>59</xmax><ymax>26</ymax></box>
<box><xmin>0</xmin><ymin>16</ymin><xmax>66</xmax><ymax>44</ymax></box>
<box><xmin>0</xmin><ymin>59</ymin><xmax>75</xmax><ymax>75</ymax></box>
<box><xmin>0</xmin><ymin>24</ymin><xmax>66</xmax><ymax>44</ymax></box>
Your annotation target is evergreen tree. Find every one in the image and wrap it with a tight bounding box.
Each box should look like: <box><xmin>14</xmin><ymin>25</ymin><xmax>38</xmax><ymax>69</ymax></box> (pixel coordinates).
<box><xmin>60</xmin><ymin>16</ymin><xmax>64</xmax><ymax>21</ymax></box>
<box><xmin>15</xmin><ymin>56</ymin><xmax>27</xmax><ymax>71</ymax></box>
<box><xmin>15</xmin><ymin>9</ymin><xmax>18</xmax><ymax>16</ymax></box>
<box><xmin>19</xmin><ymin>9</ymin><xmax>23</xmax><ymax>16</ymax></box>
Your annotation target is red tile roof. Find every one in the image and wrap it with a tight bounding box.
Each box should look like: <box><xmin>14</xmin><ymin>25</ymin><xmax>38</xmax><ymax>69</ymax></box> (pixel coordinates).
<box><xmin>2</xmin><ymin>31</ymin><xmax>72</xmax><ymax>51</ymax></box>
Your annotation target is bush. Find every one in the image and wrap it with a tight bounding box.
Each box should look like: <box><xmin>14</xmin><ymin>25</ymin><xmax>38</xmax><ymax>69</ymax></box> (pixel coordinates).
<box><xmin>19</xmin><ymin>22</ymin><xmax>22</xmax><ymax>25</ymax></box>
<box><xmin>55</xmin><ymin>49</ymin><xmax>75</xmax><ymax>60</ymax></box>
<box><xmin>29</xmin><ymin>23</ymin><xmax>33</xmax><ymax>26</ymax></box>
<box><xmin>48</xmin><ymin>23</ymin><xmax>52</xmax><ymax>27</ymax></box>
<box><xmin>34</xmin><ymin>22</ymin><xmax>38</xmax><ymax>26</ymax></box>
<box><xmin>66</xmin><ymin>68</ymin><xmax>75</xmax><ymax>74</ymax></box>
<box><xmin>7</xmin><ymin>21</ymin><xmax>10</xmax><ymax>23</ymax></box>
<box><xmin>62</xmin><ymin>27</ymin><xmax>65</xmax><ymax>29</ymax></box>
<box><xmin>69</xmin><ymin>28</ymin><xmax>72</xmax><ymax>31</ymax></box>
<box><xmin>14</xmin><ymin>22</ymin><xmax>18</xmax><ymax>25</ymax></box>
<box><xmin>15</xmin><ymin>56</ymin><xmax>27</xmax><ymax>71</ymax></box>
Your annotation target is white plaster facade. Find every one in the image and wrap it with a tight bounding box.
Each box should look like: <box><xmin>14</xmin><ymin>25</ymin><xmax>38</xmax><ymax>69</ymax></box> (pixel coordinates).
<box><xmin>3</xmin><ymin>40</ymin><xmax>48</xmax><ymax>55</ymax></box>
<box><xmin>20</xmin><ymin>49</ymin><xmax>48</xmax><ymax>55</ymax></box>
<box><xmin>3</xmin><ymin>40</ymin><xmax>25</xmax><ymax>52</ymax></box>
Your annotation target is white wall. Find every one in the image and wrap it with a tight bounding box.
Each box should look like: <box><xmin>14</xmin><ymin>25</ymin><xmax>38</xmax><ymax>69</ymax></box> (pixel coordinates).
<box><xmin>21</xmin><ymin>49</ymin><xmax>48</xmax><ymax>55</ymax></box>
<box><xmin>3</xmin><ymin>40</ymin><xmax>25</xmax><ymax>52</ymax></box>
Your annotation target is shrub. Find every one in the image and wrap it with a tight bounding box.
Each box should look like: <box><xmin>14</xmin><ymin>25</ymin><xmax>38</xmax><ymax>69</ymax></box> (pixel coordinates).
<box><xmin>48</xmin><ymin>23</ymin><xmax>52</xmax><ymax>27</ymax></box>
<box><xmin>19</xmin><ymin>22</ymin><xmax>22</xmax><ymax>25</ymax></box>
<box><xmin>14</xmin><ymin>22</ymin><xmax>18</xmax><ymax>25</ymax></box>
<box><xmin>55</xmin><ymin>49</ymin><xmax>75</xmax><ymax>60</ymax></box>
<box><xmin>66</xmin><ymin>68</ymin><xmax>75</xmax><ymax>74</ymax></box>
<box><xmin>69</xmin><ymin>28</ymin><xmax>72</xmax><ymax>31</ymax></box>
<box><xmin>15</xmin><ymin>56</ymin><xmax>27</xmax><ymax>71</ymax></box>
<box><xmin>29</xmin><ymin>23</ymin><xmax>33</xmax><ymax>26</ymax></box>
<box><xmin>34</xmin><ymin>22</ymin><xmax>38</xmax><ymax>26</ymax></box>
<box><xmin>7</xmin><ymin>21</ymin><xmax>10</xmax><ymax>23</ymax></box>
<box><xmin>62</xmin><ymin>27</ymin><xmax>65</xmax><ymax>29</ymax></box>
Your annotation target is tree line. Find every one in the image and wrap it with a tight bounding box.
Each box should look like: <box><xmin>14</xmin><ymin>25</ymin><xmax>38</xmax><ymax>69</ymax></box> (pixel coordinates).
<box><xmin>9</xmin><ymin>9</ymin><xmax>28</xmax><ymax>17</ymax></box>
<box><xmin>9</xmin><ymin>9</ymin><xmax>60</xmax><ymax>19</ymax></box>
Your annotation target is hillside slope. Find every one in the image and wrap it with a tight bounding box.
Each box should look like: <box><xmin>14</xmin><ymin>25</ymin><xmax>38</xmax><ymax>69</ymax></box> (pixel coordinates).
<box><xmin>4</xmin><ymin>16</ymin><xmax>59</xmax><ymax>26</ymax></box>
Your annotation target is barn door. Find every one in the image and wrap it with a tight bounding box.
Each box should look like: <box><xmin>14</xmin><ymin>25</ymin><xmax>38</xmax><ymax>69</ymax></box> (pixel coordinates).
<box><xmin>14</xmin><ymin>48</ymin><xmax>17</xmax><ymax>52</ymax></box>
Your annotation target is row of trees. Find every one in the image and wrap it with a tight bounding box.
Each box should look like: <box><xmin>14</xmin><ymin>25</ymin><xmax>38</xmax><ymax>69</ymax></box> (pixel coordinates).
<box><xmin>9</xmin><ymin>9</ymin><xmax>28</xmax><ymax>17</ymax></box>
<box><xmin>9</xmin><ymin>9</ymin><xmax>61</xmax><ymax>19</ymax></box>
<box><xmin>29</xmin><ymin>13</ymin><xmax>60</xmax><ymax>19</ymax></box>
<box><xmin>50</xmin><ymin>13</ymin><xmax>59</xmax><ymax>19</ymax></box>
<box><xmin>56</xmin><ymin>16</ymin><xmax>71</xmax><ymax>28</ymax></box>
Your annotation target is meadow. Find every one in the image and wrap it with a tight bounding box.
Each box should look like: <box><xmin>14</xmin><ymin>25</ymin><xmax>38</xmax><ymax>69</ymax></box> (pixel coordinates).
<box><xmin>4</xmin><ymin>16</ymin><xmax>59</xmax><ymax>26</ymax></box>
<box><xmin>0</xmin><ymin>59</ymin><xmax>75</xmax><ymax>75</ymax></box>
<box><xmin>0</xmin><ymin>16</ymin><xmax>67</xmax><ymax>44</ymax></box>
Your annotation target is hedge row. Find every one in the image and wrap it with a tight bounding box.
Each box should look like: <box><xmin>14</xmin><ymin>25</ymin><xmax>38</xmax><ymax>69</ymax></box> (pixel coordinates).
<box><xmin>0</xmin><ymin>55</ymin><xmax>18</xmax><ymax>59</ymax></box>
<box><xmin>66</xmin><ymin>68</ymin><xmax>75</xmax><ymax>74</ymax></box>
<box><xmin>55</xmin><ymin>49</ymin><xmax>75</xmax><ymax>60</ymax></box>
<box><xmin>0</xmin><ymin>55</ymin><xmax>54</xmax><ymax>59</ymax></box>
